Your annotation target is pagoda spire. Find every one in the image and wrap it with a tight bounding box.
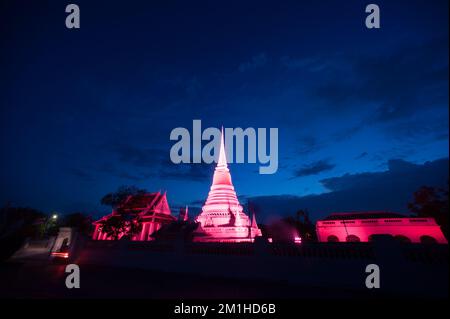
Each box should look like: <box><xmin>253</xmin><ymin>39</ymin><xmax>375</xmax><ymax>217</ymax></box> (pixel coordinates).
<box><xmin>217</xmin><ymin>126</ymin><xmax>228</xmax><ymax>171</ymax></box>
<box><xmin>193</xmin><ymin>125</ymin><xmax>262</xmax><ymax>242</ymax></box>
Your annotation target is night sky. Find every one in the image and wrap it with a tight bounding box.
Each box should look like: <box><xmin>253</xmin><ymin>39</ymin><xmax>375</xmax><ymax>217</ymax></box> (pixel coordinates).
<box><xmin>1</xmin><ymin>0</ymin><xmax>448</xmax><ymax>221</ymax></box>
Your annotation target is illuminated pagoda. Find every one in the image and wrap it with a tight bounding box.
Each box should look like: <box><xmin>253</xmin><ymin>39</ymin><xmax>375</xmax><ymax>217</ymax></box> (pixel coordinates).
<box><xmin>92</xmin><ymin>191</ymin><xmax>176</xmax><ymax>241</ymax></box>
<box><xmin>193</xmin><ymin>128</ymin><xmax>262</xmax><ymax>242</ymax></box>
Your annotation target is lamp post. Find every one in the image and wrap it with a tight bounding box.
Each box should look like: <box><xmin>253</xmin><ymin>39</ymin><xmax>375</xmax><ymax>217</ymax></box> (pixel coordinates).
<box><xmin>42</xmin><ymin>212</ymin><xmax>58</xmax><ymax>237</ymax></box>
<box><xmin>47</xmin><ymin>213</ymin><xmax>59</xmax><ymax>257</ymax></box>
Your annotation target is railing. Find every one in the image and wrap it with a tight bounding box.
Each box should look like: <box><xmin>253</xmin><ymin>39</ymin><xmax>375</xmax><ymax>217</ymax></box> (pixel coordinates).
<box><xmin>401</xmin><ymin>244</ymin><xmax>449</xmax><ymax>264</ymax></box>
<box><xmin>186</xmin><ymin>243</ymin><xmax>254</xmax><ymax>256</ymax></box>
<box><xmin>270</xmin><ymin>243</ymin><xmax>375</xmax><ymax>260</ymax></box>
<box><xmin>84</xmin><ymin>240</ymin><xmax>174</xmax><ymax>252</ymax></box>
<box><xmin>316</xmin><ymin>217</ymin><xmax>438</xmax><ymax>227</ymax></box>
<box><xmin>84</xmin><ymin>238</ymin><xmax>448</xmax><ymax>260</ymax></box>
<box><xmin>83</xmin><ymin>240</ymin><xmax>378</xmax><ymax>260</ymax></box>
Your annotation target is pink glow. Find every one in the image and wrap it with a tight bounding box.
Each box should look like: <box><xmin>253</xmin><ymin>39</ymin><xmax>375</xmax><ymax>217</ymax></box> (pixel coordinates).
<box><xmin>92</xmin><ymin>191</ymin><xmax>176</xmax><ymax>241</ymax></box>
<box><xmin>51</xmin><ymin>252</ymin><xmax>69</xmax><ymax>258</ymax></box>
<box><xmin>194</xmin><ymin>128</ymin><xmax>262</xmax><ymax>242</ymax></box>
<box><xmin>294</xmin><ymin>236</ymin><xmax>302</xmax><ymax>244</ymax></box>
<box><xmin>316</xmin><ymin>213</ymin><xmax>448</xmax><ymax>244</ymax></box>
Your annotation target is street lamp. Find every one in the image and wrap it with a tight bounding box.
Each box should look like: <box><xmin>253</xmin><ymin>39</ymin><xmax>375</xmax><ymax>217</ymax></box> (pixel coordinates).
<box><xmin>52</xmin><ymin>214</ymin><xmax>58</xmax><ymax>220</ymax></box>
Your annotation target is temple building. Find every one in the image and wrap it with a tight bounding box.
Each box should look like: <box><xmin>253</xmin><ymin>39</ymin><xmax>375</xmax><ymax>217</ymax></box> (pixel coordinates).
<box><xmin>316</xmin><ymin>212</ymin><xmax>448</xmax><ymax>243</ymax></box>
<box><xmin>193</xmin><ymin>128</ymin><xmax>262</xmax><ymax>242</ymax></box>
<box><xmin>92</xmin><ymin>191</ymin><xmax>176</xmax><ymax>241</ymax></box>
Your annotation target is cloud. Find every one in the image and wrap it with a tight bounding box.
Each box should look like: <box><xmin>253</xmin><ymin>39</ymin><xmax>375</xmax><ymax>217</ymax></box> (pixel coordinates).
<box><xmin>292</xmin><ymin>159</ymin><xmax>335</xmax><ymax>178</ymax></box>
<box><xmin>66</xmin><ymin>168</ymin><xmax>93</xmax><ymax>182</ymax></box>
<box><xmin>111</xmin><ymin>144</ymin><xmax>166</xmax><ymax>168</ymax></box>
<box><xmin>189</xmin><ymin>199</ymin><xmax>205</xmax><ymax>206</ymax></box>
<box><xmin>183</xmin><ymin>76</ymin><xmax>202</xmax><ymax>97</ymax></box>
<box><xmin>321</xmin><ymin>159</ymin><xmax>419</xmax><ymax>192</ymax></box>
<box><xmin>297</xmin><ymin>136</ymin><xmax>322</xmax><ymax>155</ymax></box>
<box><xmin>314</xmin><ymin>38</ymin><xmax>448</xmax><ymax>124</ymax></box>
<box><xmin>280</xmin><ymin>56</ymin><xmax>331</xmax><ymax>72</ymax></box>
<box><xmin>355</xmin><ymin>152</ymin><xmax>368</xmax><ymax>160</ymax></box>
<box><xmin>249</xmin><ymin>157</ymin><xmax>449</xmax><ymax>222</ymax></box>
<box><xmin>96</xmin><ymin>143</ymin><xmax>213</xmax><ymax>182</ymax></box>
<box><xmin>384</xmin><ymin>115</ymin><xmax>449</xmax><ymax>142</ymax></box>
<box><xmin>238</xmin><ymin>53</ymin><xmax>268</xmax><ymax>72</ymax></box>
<box><xmin>331</xmin><ymin>124</ymin><xmax>365</xmax><ymax>142</ymax></box>
<box><xmin>158</xmin><ymin>161</ymin><xmax>212</xmax><ymax>182</ymax></box>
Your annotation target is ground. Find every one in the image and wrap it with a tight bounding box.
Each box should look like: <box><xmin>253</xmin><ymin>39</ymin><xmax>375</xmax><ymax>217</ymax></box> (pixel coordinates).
<box><xmin>0</xmin><ymin>261</ymin><xmax>385</xmax><ymax>299</ymax></box>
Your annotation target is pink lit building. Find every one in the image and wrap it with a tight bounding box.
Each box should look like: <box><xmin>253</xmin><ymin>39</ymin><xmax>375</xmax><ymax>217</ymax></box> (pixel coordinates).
<box><xmin>193</xmin><ymin>128</ymin><xmax>262</xmax><ymax>242</ymax></box>
<box><xmin>316</xmin><ymin>212</ymin><xmax>448</xmax><ymax>244</ymax></box>
<box><xmin>92</xmin><ymin>191</ymin><xmax>176</xmax><ymax>241</ymax></box>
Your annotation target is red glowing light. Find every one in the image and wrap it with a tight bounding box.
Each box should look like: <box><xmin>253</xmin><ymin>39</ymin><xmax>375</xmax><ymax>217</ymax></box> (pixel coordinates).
<box><xmin>51</xmin><ymin>252</ymin><xmax>69</xmax><ymax>258</ymax></box>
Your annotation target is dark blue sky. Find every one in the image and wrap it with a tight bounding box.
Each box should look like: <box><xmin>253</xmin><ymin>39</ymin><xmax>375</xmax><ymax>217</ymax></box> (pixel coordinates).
<box><xmin>1</xmin><ymin>0</ymin><xmax>448</xmax><ymax>221</ymax></box>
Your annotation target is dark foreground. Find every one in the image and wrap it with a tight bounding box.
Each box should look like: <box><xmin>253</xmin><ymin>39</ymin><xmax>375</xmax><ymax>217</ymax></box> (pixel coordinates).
<box><xmin>0</xmin><ymin>261</ymin><xmax>391</xmax><ymax>299</ymax></box>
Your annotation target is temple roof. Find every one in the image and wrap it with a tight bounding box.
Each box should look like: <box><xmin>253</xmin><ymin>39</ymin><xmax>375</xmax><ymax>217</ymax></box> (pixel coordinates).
<box><xmin>94</xmin><ymin>191</ymin><xmax>174</xmax><ymax>224</ymax></box>
<box><xmin>120</xmin><ymin>192</ymin><xmax>160</xmax><ymax>210</ymax></box>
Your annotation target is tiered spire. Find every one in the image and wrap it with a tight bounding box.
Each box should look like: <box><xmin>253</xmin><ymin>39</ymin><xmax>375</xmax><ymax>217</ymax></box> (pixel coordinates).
<box><xmin>194</xmin><ymin>126</ymin><xmax>262</xmax><ymax>242</ymax></box>
<box><xmin>206</xmin><ymin>127</ymin><xmax>240</xmax><ymax>209</ymax></box>
<box><xmin>217</xmin><ymin>127</ymin><xmax>228</xmax><ymax>170</ymax></box>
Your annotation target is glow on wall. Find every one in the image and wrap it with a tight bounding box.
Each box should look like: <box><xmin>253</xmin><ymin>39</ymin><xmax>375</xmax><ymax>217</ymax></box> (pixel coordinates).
<box><xmin>92</xmin><ymin>191</ymin><xmax>176</xmax><ymax>241</ymax></box>
<box><xmin>316</xmin><ymin>212</ymin><xmax>448</xmax><ymax>244</ymax></box>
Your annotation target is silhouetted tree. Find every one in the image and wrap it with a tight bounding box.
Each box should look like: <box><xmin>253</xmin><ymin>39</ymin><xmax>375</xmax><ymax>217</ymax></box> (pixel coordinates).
<box><xmin>262</xmin><ymin>209</ymin><xmax>317</xmax><ymax>243</ymax></box>
<box><xmin>100</xmin><ymin>185</ymin><xmax>147</xmax><ymax>210</ymax></box>
<box><xmin>98</xmin><ymin>185</ymin><xmax>147</xmax><ymax>240</ymax></box>
<box><xmin>152</xmin><ymin>220</ymin><xmax>198</xmax><ymax>242</ymax></box>
<box><xmin>266</xmin><ymin>218</ymin><xmax>296</xmax><ymax>243</ymax></box>
<box><xmin>294</xmin><ymin>209</ymin><xmax>317</xmax><ymax>242</ymax></box>
<box><xmin>408</xmin><ymin>185</ymin><xmax>449</xmax><ymax>239</ymax></box>
<box><xmin>62</xmin><ymin>212</ymin><xmax>93</xmax><ymax>236</ymax></box>
<box><xmin>0</xmin><ymin>206</ymin><xmax>47</xmax><ymax>261</ymax></box>
<box><xmin>39</xmin><ymin>214</ymin><xmax>59</xmax><ymax>237</ymax></box>
<box><xmin>0</xmin><ymin>206</ymin><xmax>46</xmax><ymax>239</ymax></box>
<box><xmin>98</xmin><ymin>214</ymin><xmax>142</xmax><ymax>240</ymax></box>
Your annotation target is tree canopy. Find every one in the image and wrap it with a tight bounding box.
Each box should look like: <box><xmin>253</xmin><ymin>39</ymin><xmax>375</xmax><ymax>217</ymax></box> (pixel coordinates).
<box><xmin>408</xmin><ymin>185</ymin><xmax>448</xmax><ymax>238</ymax></box>
<box><xmin>98</xmin><ymin>185</ymin><xmax>148</xmax><ymax>240</ymax></box>
<box><xmin>100</xmin><ymin>185</ymin><xmax>147</xmax><ymax>209</ymax></box>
